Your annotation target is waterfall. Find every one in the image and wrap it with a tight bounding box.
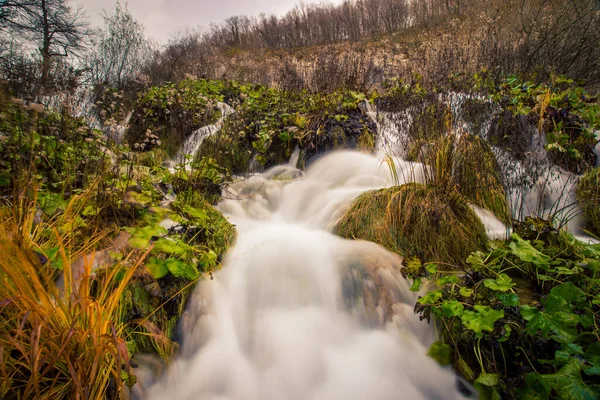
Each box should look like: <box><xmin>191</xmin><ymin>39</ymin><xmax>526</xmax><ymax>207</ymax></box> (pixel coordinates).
<box><xmin>170</xmin><ymin>102</ymin><xmax>235</xmax><ymax>170</ymax></box>
<box><xmin>366</xmin><ymin>93</ymin><xmax>597</xmax><ymax>242</ymax></box>
<box><xmin>143</xmin><ymin>151</ymin><xmax>473</xmax><ymax>400</ymax></box>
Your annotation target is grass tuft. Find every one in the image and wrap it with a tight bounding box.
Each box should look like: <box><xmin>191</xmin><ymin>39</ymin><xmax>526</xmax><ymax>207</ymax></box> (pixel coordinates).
<box><xmin>335</xmin><ymin>183</ymin><xmax>488</xmax><ymax>266</ymax></box>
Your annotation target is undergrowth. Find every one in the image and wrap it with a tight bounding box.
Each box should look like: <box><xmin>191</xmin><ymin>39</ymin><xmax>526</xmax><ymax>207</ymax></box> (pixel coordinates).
<box><xmin>406</xmin><ymin>218</ymin><xmax>600</xmax><ymax>399</ymax></box>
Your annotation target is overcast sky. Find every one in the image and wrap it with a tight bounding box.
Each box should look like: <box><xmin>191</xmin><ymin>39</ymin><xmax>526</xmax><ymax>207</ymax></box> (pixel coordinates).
<box><xmin>77</xmin><ymin>0</ymin><xmax>342</xmax><ymax>44</ymax></box>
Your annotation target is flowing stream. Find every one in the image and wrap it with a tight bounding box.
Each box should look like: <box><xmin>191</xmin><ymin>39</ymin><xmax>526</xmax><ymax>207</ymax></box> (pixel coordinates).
<box><xmin>144</xmin><ymin>151</ymin><xmax>477</xmax><ymax>400</ymax></box>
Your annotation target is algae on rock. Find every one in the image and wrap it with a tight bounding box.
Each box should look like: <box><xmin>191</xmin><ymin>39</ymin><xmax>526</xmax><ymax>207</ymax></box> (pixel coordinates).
<box><xmin>334</xmin><ymin>183</ymin><xmax>488</xmax><ymax>266</ymax></box>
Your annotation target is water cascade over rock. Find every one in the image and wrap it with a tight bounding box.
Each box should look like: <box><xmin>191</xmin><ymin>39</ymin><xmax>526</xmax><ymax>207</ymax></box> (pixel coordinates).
<box><xmin>145</xmin><ymin>151</ymin><xmax>472</xmax><ymax>400</ymax></box>
<box><xmin>170</xmin><ymin>102</ymin><xmax>235</xmax><ymax>169</ymax></box>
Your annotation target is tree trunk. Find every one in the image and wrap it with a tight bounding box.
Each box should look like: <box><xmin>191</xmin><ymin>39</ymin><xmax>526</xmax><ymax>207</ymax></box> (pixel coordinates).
<box><xmin>39</xmin><ymin>0</ymin><xmax>51</xmax><ymax>97</ymax></box>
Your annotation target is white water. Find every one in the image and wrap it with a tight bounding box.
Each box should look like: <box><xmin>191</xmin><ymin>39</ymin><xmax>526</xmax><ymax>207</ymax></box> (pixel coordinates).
<box><xmin>170</xmin><ymin>102</ymin><xmax>235</xmax><ymax>169</ymax></box>
<box><xmin>145</xmin><ymin>151</ymin><xmax>472</xmax><ymax>400</ymax></box>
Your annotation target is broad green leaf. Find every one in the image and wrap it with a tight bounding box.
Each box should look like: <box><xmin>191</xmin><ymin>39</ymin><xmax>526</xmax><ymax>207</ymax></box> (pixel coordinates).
<box><xmin>435</xmin><ymin>275</ymin><xmax>460</xmax><ymax>286</ymax></box>
<box><xmin>165</xmin><ymin>258</ymin><xmax>198</xmax><ymax>280</ymax></box>
<box><xmin>127</xmin><ymin>225</ymin><xmax>167</xmax><ymax>249</ymax></box>
<box><xmin>520</xmin><ymin>295</ymin><xmax>579</xmax><ymax>343</ymax></box>
<box><xmin>475</xmin><ymin>373</ymin><xmax>502</xmax><ymax>400</ymax></box>
<box><xmin>427</xmin><ymin>342</ymin><xmax>452</xmax><ymax>366</ymax></box>
<box><xmin>583</xmin><ymin>343</ymin><xmax>600</xmax><ymax>376</ymax></box>
<box><xmin>418</xmin><ymin>290</ymin><xmax>442</xmax><ymax>305</ymax></box>
<box><xmin>466</xmin><ymin>251</ymin><xmax>486</xmax><ymax>270</ymax></box>
<box><xmin>440</xmin><ymin>300</ymin><xmax>464</xmax><ymax>318</ymax></box>
<box><xmin>518</xmin><ymin>373</ymin><xmax>550</xmax><ymax>400</ymax></box>
<box><xmin>460</xmin><ymin>287</ymin><xmax>474</xmax><ymax>297</ymax></box>
<box><xmin>409</xmin><ymin>278</ymin><xmax>423</xmax><ymax>292</ymax></box>
<box><xmin>461</xmin><ymin>306</ymin><xmax>504</xmax><ymax>337</ymax></box>
<box><xmin>146</xmin><ymin>257</ymin><xmax>169</xmax><ymax>279</ymax></box>
<box><xmin>509</xmin><ymin>234</ymin><xmax>550</xmax><ymax>269</ymax></box>
<box><xmin>475</xmin><ymin>373</ymin><xmax>499</xmax><ymax>387</ymax></box>
<box><xmin>550</xmin><ymin>282</ymin><xmax>586</xmax><ymax>304</ymax></box>
<box><xmin>542</xmin><ymin>360</ymin><xmax>600</xmax><ymax>400</ymax></box>
<box><xmin>497</xmin><ymin>293</ymin><xmax>520</xmax><ymax>307</ymax></box>
<box><xmin>484</xmin><ymin>273</ymin><xmax>516</xmax><ymax>292</ymax></box>
<box><xmin>425</xmin><ymin>263</ymin><xmax>438</xmax><ymax>275</ymax></box>
<box><xmin>152</xmin><ymin>237</ymin><xmax>195</xmax><ymax>257</ymax></box>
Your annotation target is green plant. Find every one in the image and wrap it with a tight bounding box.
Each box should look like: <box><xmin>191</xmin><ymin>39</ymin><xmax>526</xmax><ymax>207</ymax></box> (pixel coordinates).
<box><xmin>410</xmin><ymin>218</ymin><xmax>600</xmax><ymax>399</ymax></box>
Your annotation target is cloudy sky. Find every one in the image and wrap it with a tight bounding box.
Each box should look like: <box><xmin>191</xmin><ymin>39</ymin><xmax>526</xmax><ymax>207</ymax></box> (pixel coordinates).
<box><xmin>77</xmin><ymin>0</ymin><xmax>341</xmax><ymax>44</ymax></box>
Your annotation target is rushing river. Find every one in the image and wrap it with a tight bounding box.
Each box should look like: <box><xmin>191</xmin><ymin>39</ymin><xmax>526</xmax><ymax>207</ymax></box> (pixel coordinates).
<box><xmin>143</xmin><ymin>151</ymin><xmax>485</xmax><ymax>400</ymax></box>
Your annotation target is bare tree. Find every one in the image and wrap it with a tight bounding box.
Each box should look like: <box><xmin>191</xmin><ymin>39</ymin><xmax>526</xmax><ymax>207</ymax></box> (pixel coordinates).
<box><xmin>0</xmin><ymin>0</ymin><xmax>91</xmax><ymax>94</ymax></box>
<box><xmin>86</xmin><ymin>2</ymin><xmax>152</xmax><ymax>88</ymax></box>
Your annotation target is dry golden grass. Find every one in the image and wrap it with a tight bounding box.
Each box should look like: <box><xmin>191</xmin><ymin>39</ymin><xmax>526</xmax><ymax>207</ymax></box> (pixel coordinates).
<box><xmin>0</xmin><ymin>194</ymin><xmax>148</xmax><ymax>399</ymax></box>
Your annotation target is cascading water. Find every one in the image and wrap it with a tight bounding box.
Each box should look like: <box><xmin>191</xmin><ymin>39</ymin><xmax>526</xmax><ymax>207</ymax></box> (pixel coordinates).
<box><xmin>169</xmin><ymin>102</ymin><xmax>235</xmax><ymax>170</ymax></box>
<box><xmin>143</xmin><ymin>151</ymin><xmax>476</xmax><ymax>400</ymax></box>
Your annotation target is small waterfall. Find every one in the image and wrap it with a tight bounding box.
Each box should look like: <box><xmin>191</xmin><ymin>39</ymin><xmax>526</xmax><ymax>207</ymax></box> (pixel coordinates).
<box><xmin>288</xmin><ymin>146</ymin><xmax>300</xmax><ymax>168</ymax></box>
<box><xmin>364</xmin><ymin>92</ymin><xmax>596</xmax><ymax>241</ymax></box>
<box><xmin>144</xmin><ymin>151</ymin><xmax>472</xmax><ymax>400</ymax></box>
<box><xmin>170</xmin><ymin>102</ymin><xmax>234</xmax><ymax>169</ymax></box>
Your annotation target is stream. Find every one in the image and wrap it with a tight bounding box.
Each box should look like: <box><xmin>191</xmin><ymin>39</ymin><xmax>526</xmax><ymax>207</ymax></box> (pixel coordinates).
<box><xmin>143</xmin><ymin>151</ymin><xmax>478</xmax><ymax>400</ymax></box>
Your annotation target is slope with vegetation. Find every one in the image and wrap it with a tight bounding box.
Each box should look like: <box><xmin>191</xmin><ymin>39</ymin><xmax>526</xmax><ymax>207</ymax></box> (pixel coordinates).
<box><xmin>1</xmin><ymin>0</ymin><xmax>600</xmax><ymax>398</ymax></box>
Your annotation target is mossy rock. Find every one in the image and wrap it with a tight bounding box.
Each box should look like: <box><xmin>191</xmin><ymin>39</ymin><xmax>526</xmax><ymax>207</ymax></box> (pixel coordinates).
<box><xmin>127</xmin><ymin>81</ymin><xmax>223</xmax><ymax>156</ymax></box>
<box><xmin>335</xmin><ymin>183</ymin><xmax>488</xmax><ymax>266</ymax></box>
<box><xmin>577</xmin><ymin>167</ymin><xmax>600</xmax><ymax>236</ymax></box>
<box><xmin>120</xmin><ymin>199</ymin><xmax>235</xmax><ymax>359</ymax></box>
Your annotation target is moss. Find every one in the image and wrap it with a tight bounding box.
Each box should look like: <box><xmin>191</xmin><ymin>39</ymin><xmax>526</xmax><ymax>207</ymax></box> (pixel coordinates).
<box><xmin>126</xmin><ymin>80</ymin><xmax>224</xmax><ymax>156</ymax></box>
<box><xmin>577</xmin><ymin>167</ymin><xmax>600</xmax><ymax>236</ymax></box>
<box><xmin>335</xmin><ymin>183</ymin><xmax>488</xmax><ymax>266</ymax></box>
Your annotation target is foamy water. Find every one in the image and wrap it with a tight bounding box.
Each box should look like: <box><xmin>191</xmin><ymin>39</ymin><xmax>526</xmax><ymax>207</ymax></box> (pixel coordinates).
<box><xmin>145</xmin><ymin>151</ymin><xmax>475</xmax><ymax>400</ymax></box>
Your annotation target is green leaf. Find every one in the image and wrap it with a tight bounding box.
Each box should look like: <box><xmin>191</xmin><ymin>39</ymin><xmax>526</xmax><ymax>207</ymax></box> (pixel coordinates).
<box><xmin>497</xmin><ymin>293</ymin><xmax>520</xmax><ymax>307</ymax></box>
<box><xmin>165</xmin><ymin>258</ymin><xmax>198</xmax><ymax>280</ymax></box>
<box><xmin>520</xmin><ymin>295</ymin><xmax>579</xmax><ymax>343</ymax></box>
<box><xmin>509</xmin><ymin>234</ymin><xmax>550</xmax><ymax>269</ymax></box>
<box><xmin>542</xmin><ymin>360</ymin><xmax>600</xmax><ymax>400</ymax></box>
<box><xmin>424</xmin><ymin>263</ymin><xmax>438</xmax><ymax>275</ymax></box>
<box><xmin>550</xmin><ymin>282</ymin><xmax>586</xmax><ymax>304</ymax></box>
<box><xmin>460</xmin><ymin>287</ymin><xmax>474</xmax><ymax>297</ymax></box>
<box><xmin>466</xmin><ymin>251</ymin><xmax>486</xmax><ymax>270</ymax></box>
<box><xmin>152</xmin><ymin>237</ymin><xmax>194</xmax><ymax>257</ymax></box>
<box><xmin>484</xmin><ymin>273</ymin><xmax>516</xmax><ymax>292</ymax></box>
<box><xmin>440</xmin><ymin>300</ymin><xmax>464</xmax><ymax>318</ymax></box>
<box><xmin>427</xmin><ymin>342</ymin><xmax>452</xmax><ymax>366</ymax></box>
<box><xmin>145</xmin><ymin>257</ymin><xmax>169</xmax><ymax>279</ymax></box>
<box><xmin>409</xmin><ymin>278</ymin><xmax>423</xmax><ymax>292</ymax></box>
<box><xmin>475</xmin><ymin>373</ymin><xmax>499</xmax><ymax>387</ymax></box>
<box><xmin>583</xmin><ymin>343</ymin><xmax>600</xmax><ymax>376</ymax></box>
<box><xmin>435</xmin><ymin>275</ymin><xmax>460</xmax><ymax>286</ymax></box>
<box><xmin>127</xmin><ymin>225</ymin><xmax>167</xmax><ymax>249</ymax></box>
<box><xmin>461</xmin><ymin>306</ymin><xmax>504</xmax><ymax>337</ymax></box>
<box><xmin>475</xmin><ymin>373</ymin><xmax>502</xmax><ymax>400</ymax></box>
<box><xmin>518</xmin><ymin>373</ymin><xmax>550</xmax><ymax>400</ymax></box>
<box><xmin>418</xmin><ymin>290</ymin><xmax>442</xmax><ymax>305</ymax></box>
